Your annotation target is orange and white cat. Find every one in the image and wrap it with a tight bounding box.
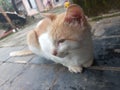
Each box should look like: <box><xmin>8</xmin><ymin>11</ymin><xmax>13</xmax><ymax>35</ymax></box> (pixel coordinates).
<box><xmin>10</xmin><ymin>4</ymin><xmax>94</xmax><ymax>73</ymax></box>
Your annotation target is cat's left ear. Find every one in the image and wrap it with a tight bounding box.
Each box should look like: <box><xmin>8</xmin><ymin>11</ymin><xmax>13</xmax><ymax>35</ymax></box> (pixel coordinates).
<box><xmin>41</xmin><ymin>13</ymin><xmax>56</xmax><ymax>21</ymax></box>
<box><xmin>64</xmin><ymin>4</ymin><xmax>86</xmax><ymax>24</ymax></box>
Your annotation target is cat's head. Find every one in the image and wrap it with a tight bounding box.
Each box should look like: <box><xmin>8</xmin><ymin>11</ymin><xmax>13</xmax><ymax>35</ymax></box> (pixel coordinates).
<box><xmin>44</xmin><ymin>4</ymin><xmax>90</xmax><ymax>57</ymax></box>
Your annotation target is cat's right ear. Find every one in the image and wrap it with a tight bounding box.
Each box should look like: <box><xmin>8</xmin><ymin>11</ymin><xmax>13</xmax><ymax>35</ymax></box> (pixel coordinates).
<box><xmin>41</xmin><ymin>13</ymin><xmax>56</xmax><ymax>21</ymax></box>
<box><xmin>64</xmin><ymin>4</ymin><xmax>86</xmax><ymax>25</ymax></box>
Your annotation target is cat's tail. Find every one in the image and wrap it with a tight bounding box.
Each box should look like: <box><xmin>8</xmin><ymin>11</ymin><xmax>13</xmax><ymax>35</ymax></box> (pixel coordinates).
<box><xmin>10</xmin><ymin>50</ymin><xmax>33</xmax><ymax>57</ymax></box>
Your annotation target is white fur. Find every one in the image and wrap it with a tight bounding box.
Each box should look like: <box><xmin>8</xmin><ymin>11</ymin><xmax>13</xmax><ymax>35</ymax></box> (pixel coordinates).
<box><xmin>38</xmin><ymin>32</ymin><xmax>54</xmax><ymax>54</ymax></box>
<box><xmin>37</xmin><ymin>30</ymin><xmax>93</xmax><ymax>69</ymax></box>
<box><xmin>38</xmin><ymin>32</ymin><xmax>67</xmax><ymax>64</ymax></box>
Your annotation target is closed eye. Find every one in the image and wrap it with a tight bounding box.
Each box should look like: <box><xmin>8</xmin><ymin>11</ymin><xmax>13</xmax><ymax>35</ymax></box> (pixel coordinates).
<box><xmin>58</xmin><ymin>39</ymin><xmax>65</xmax><ymax>43</ymax></box>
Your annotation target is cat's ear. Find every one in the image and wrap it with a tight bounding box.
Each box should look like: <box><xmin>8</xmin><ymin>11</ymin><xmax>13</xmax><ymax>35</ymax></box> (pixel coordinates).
<box><xmin>64</xmin><ymin>4</ymin><xmax>85</xmax><ymax>24</ymax></box>
<box><xmin>41</xmin><ymin>13</ymin><xmax>56</xmax><ymax>21</ymax></box>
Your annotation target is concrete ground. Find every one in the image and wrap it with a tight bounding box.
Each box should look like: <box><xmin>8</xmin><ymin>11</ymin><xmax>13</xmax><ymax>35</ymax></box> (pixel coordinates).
<box><xmin>0</xmin><ymin>8</ymin><xmax>120</xmax><ymax>90</ymax></box>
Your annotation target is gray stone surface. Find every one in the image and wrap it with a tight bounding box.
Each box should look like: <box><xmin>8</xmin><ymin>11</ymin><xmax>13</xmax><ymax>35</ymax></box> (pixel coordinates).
<box><xmin>92</xmin><ymin>16</ymin><xmax>120</xmax><ymax>37</ymax></box>
<box><xmin>0</xmin><ymin>64</ymin><xmax>60</xmax><ymax>90</ymax></box>
<box><xmin>0</xmin><ymin>63</ymin><xmax>27</xmax><ymax>86</ymax></box>
<box><xmin>92</xmin><ymin>16</ymin><xmax>120</xmax><ymax>67</ymax></box>
<box><xmin>50</xmin><ymin>69</ymin><xmax>120</xmax><ymax>90</ymax></box>
<box><xmin>29</xmin><ymin>55</ymin><xmax>54</xmax><ymax>65</ymax></box>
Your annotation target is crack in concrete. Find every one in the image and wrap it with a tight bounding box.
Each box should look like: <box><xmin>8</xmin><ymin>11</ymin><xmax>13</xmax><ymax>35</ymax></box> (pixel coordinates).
<box><xmin>0</xmin><ymin>46</ymin><xmax>60</xmax><ymax>88</ymax></box>
<box><xmin>8</xmin><ymin>56</ymin><xmax>35</xmax><ymax>86</ymax></box>
<box><xmin>9</xmin><ymin>65</ymin><xmax>30</xmax><ymax>86</ymax></box>
<box><xmin>48</xmin><ymin>67</ymin><xmax>64</xmax><ymax>90</ymax></box>
<box><xmin>0</xmin><ymin>56</ymin><xmax>34</xmax><ymax>87</ymax></box>
<box><xmin>0</xmin><ymin>64</ymin><xmax>29</xmax><ymax>87</ymax></box>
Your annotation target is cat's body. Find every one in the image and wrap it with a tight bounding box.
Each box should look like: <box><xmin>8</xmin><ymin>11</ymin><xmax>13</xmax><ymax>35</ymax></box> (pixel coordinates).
<box><xmin>10</xmin><ymin>4</ymin><xmax>94</xmax><ymax>73</ymax></box>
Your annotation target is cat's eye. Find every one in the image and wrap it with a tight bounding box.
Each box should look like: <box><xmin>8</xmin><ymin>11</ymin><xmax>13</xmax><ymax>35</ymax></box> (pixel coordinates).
<box><xmin>58</xmin><ymin>39</ymin><xmax>65</xmax><ymax>43</ymax></box>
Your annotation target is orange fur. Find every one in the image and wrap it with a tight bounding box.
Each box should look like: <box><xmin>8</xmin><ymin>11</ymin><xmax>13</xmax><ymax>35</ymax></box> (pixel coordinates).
<box><xmin>35</xmin><ymin>18</ymin><xmax>51</xmax><ymax>36</ymax></box>
<box><xmin>27</xmin><ymin>30</ymin><xmax>39</xmax><ymax>48</ymax></box>
<box><xmin>49</xmin><ymin>13</ymin><xmax>89</xmax><ymax>42</ymax></box>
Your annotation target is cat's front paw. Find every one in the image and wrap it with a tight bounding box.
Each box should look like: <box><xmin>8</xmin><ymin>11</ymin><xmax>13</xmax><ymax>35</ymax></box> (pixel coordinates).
<box><xmin>68</xmin><ymin>66</ymin><xmax>83</xmax><ymax>73</ymax></box>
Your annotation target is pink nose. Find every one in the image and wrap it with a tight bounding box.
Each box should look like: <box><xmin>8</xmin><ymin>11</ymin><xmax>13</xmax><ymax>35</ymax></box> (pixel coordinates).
<box><xmin>52</xmin><ymin>50</ymin><xmax>57</xmax><ymax>56</ymax></box>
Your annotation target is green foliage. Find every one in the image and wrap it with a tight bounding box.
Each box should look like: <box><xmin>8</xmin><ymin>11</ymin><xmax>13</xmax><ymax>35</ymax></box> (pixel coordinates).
<box><xmin>0</xmin><ymin>0</ymin><xmax>14</xmax><ymax>11</ymax></box>
<box><xmin>72</xmin><ymin>0</ymin><xmax>120</xmax><ymax>17</ymax></box>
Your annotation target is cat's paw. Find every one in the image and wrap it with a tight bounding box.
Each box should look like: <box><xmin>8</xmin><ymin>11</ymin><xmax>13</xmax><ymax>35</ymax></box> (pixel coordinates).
<box><xmin>68</xmin><ymin>66</ymin><xmax>83</xmax><ymax>73</ymax></box>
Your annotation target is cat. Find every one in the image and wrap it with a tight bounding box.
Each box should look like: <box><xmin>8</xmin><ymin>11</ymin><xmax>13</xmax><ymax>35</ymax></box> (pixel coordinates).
<box><xmin>10</xmin><ymin>4</ymin><xmax>94</xmax><ymax>73</ymax></box>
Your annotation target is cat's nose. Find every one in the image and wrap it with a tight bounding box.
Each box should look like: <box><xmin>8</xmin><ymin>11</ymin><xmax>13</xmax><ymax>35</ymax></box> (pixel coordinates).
<box><xmin>52</xmin><ymin>50</ymin><xmax>57</xmax><ymax>56</ymax></box>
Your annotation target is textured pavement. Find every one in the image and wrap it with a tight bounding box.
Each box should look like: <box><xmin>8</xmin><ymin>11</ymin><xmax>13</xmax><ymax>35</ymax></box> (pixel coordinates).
<box><xmin>0</xmin><ymin>16</ymin><xmax>120</xmax><ymax>90</ymax></box>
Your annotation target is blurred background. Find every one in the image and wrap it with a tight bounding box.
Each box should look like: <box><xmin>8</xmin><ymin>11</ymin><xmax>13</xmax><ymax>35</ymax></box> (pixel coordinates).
<box><xmin>0</xmin><ymin>0</ymin><xmax>120</xmax><ymax>39</ymax></box>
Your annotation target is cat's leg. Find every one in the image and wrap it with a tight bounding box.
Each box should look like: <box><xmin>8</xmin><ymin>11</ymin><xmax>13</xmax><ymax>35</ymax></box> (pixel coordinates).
<box><xmin>50</xmin><ymin>56</ymin><xmax>83</xmax><ymax>73</ymax></box>
<box><xmin>67</xmin><ymin>58</ymin><xmax>93</xmax><ymax>73</ymax></box>
<box><xmin>68</xmin><ymin>58</ymin><xmax>93</xmax><ymax>73</ymax></box>
<box><xmin>44</xmin><ymin>54</ymin><xmax>81</xmax><ymax>72</ymax></box>
<box><xmin>82</xmin><ymin>57</ymin><xmax>93</xmax><ymax>68</ymax></box>
<box><xmin>27</xmin><ymin>30</ymin><xmax>41</xmax><ymax>56</ymax></box>
<box><xmin>58</xmin><ymin>55</ymin><xmax>83</xmax><ymax>73</ymax></box>
<box><xmin>45</xmin><ymin>54</ymin><xmax>83</xmax><ymax>73</ymax></box>
<box><xmin>47</xmin><ymin>55</ymin><xmax>65</xmax><ymax>64</ymax></box>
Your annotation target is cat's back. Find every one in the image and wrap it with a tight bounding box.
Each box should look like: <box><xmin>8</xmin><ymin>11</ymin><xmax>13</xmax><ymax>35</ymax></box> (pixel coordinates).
<box><xmin>35</xmin><ymin>18</ymin><xmax>51</xmax><ymax>36</ymax></box>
